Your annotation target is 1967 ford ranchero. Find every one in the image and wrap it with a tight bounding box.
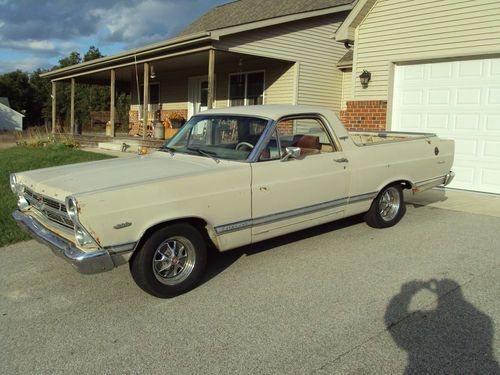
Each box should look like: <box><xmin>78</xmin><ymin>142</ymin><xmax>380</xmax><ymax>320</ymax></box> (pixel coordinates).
<box><xmin>11</xmin><ymin>105</ymin><xmax>454</xmax><ymax>298</ymax></box>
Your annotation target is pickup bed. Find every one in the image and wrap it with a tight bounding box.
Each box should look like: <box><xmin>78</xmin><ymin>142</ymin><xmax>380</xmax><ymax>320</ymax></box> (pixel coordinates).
<box><xmin>11</xmin><ymin>105</ymin><xmax>454</xmax><ymax>297</ymax></box>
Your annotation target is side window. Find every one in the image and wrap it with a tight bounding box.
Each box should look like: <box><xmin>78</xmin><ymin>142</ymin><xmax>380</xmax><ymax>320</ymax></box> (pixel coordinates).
<box><xmin>277</xmin><ymin>117</ymin><xmax>336</xmax><ymax>156</ymax></box>
<box><xmin>259</xmin><ymin>129</ymin><xmax>281</xmax><ymax>161</ymax></box>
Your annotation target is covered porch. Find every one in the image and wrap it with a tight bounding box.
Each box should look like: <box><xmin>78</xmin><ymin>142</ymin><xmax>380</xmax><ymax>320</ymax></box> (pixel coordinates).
<box><xmin>42</xmin><ymin>36</ymin><xmax>296</xmax><ymax>145</ymax></box>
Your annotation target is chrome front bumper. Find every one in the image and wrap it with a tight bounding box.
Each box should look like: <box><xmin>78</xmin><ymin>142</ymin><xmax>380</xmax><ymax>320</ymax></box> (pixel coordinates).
<box><xmin>12</xmin><ymin>210</ymin><xmax>115</xmax><ymax>274</ymax></box>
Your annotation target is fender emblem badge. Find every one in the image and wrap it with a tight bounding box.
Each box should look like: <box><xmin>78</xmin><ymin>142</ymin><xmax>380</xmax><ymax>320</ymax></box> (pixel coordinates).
<box><xmin>113</xmin><ymin>222</ymin><xmax>132</xmax><ymax>229</ymax></box>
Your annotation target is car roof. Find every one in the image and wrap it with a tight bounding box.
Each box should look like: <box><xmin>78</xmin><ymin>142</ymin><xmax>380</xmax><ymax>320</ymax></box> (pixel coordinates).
<box><xmin>200</xmin><ymin>104</ymin><xmax>336</xmax><ymax>121</ymax></box>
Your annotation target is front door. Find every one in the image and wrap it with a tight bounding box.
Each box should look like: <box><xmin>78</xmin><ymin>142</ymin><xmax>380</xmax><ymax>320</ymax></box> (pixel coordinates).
<box><xmin>188</xmin><ymin>76</ymin><xmax>210</xmax><ymax>119</ymax></box>
<box><xmin>250</xmin><ymin>116</ymin><xmax>350</xmax><ymax>241</ymax></box>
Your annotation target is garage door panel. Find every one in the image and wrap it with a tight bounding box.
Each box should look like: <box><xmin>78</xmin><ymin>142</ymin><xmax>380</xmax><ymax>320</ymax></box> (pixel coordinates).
<box><xmin>427</xmin><ymin>114</ymin><xmax>450</xmax><ymax>129</ymax></box>
<box><xmin>430</xmin><ymin>63</ymin><xmax>453</xmax><ymax>79</ymax></box>
<box><xmin>454</xmin><ymin>138</ymin><xmax>478</xmax><ymax>157</ymax></box>
<box><xmin>457</xmin><ymin>88</ymin><xmax>481</xmax><ymax>105</ymax></box>
<box><xmin>455</xmin><ymin>114</ymin><xmax>480</xmax><ymax>130</ymax></box>
<box><xmin>490</xmin><ymin>60</ymin><xmax>500</xmax><ymax>76</ymax></box>
<box><xmin>392</xmin><ymin>58</ymin><xmax>500</xmax><ymax>194</ymax></box>
<box><xmin>428</xmin><ymin>90</ymin><xmax>451</xmax><ymax>105</ymax></box>
<box><xmin>482</xmin><ymin>168</ymin><xmax>500</xmax><ymax>189</ymax></box>
<box><xmin>484</xmin><ymin>141</ymin><xmax>500</xmax><ymax>158</ymax></box>
<box><xmin>487</xmin><ymin>88</ymin><xmax>500</xmax><ymax>104</ymax></box>
<box><xmin>402</xmin><ymin>90</ymin><xmax>423</xmax><ymax>105</ymax></box>
<box><xmin>485</xmin><ymin>115</ymin><xmax>500</xmax><ymax>132</ymax></box>
<box><xmin>452</xmin><ymin>165</ymin><xmax>475</xmax><ymax>185</ymax></box>
<box><xmin>458</xmin><ymin>60</ymin><xmax>484</xmax><ymax>77</ymax></box>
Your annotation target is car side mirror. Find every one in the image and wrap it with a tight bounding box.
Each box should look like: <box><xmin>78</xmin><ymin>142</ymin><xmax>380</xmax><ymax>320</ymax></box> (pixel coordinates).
<box><xmin>281</xmin><ymin>146</ymin><xmax>301</xmax><ymax>161</ymax></box>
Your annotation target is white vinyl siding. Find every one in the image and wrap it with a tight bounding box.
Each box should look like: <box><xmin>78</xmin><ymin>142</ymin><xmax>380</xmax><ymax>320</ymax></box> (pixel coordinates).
<box><xmin>341</xmin><ymin>69</ymin><xmax>353</xmax><ymax>110</ymax></box>
<box><xmin>216</xmin><ymin>14</ymin><xmax>349</xmax><ymax>110</ymax></box>
<box><xmin>353</xmin><ymin>0</ymin><xmax>500</xmax><ymax>100</ymax></box>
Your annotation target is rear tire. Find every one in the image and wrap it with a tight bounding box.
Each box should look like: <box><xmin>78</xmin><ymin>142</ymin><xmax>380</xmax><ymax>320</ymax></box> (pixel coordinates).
<box><xmin>130</xmin><ymin>223</ymin><xmax>207</xmax><ymax>298</ymax></box>
<box><xmin>365</xmin><ymin>184</ymin><xmax>406</xmax><ymax>228</ymax></box>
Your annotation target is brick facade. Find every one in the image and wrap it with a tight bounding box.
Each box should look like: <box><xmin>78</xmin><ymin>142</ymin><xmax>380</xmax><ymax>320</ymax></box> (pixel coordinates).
<box><xmin>339</xmin><ymin>100</ymin><xmax>387</xmax><ymax>130</ymax></box>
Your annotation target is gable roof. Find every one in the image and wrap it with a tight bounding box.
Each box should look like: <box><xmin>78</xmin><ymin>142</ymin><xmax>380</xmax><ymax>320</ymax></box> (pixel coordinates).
<box><xmin>335</xmin><ymin>0</ymin><xmax>377</xmax><ymax>42</ymax></box>
<box><xmin>179</xmin><ymin>0</ymin><xmax>355</xmax><ymax>36</ymax></box>
<box><xmin>337</xmin><ymin>49</ymin><xmax>353</xmax><ymax>68</ymax></box>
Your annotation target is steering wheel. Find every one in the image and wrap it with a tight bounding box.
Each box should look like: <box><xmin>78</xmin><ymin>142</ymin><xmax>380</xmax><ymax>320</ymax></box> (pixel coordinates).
<box><xmin>235</xmin><ymin>142</ymin><xmax>254</xmax><ymax>151</ymax></box>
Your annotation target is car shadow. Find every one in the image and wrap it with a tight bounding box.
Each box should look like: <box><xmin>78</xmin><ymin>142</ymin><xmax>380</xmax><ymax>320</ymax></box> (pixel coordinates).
<box><xmin>385</xmin><ymin>279</ymin><xmax>500</xmax><ymax>374</ymax></box>
<box><xmin>404</xmin><ymin>188</ymin><xmax>448</xmax><ymax>209</ymax></box>
<box><xmin>200</xmin><ymin>213</ymin><xmax>366</xmax><ymax>285</ymax></box>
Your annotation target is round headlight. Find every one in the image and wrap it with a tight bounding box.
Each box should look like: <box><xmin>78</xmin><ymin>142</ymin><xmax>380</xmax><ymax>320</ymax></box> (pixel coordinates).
<box><xmin>66</xmin><ymin>196</ymin><xmax>78</xmax><ymax>221</ymax></box>
<box><xmin>75</xmin><ymin>225</ymin><xmax>95</xmax><ymax>247</ymax></box>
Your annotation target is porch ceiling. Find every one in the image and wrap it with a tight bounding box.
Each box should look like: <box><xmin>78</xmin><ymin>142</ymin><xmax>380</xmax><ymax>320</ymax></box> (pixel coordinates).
<box><xmin>68</xmin><ymin>50</ymin><xmax>294</xmax><ymax>86</ymax></box>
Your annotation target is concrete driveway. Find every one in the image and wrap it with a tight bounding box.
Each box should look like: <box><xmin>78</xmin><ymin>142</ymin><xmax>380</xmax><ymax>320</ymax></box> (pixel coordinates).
<box><xmin>1</xmin><ymin>204</ymin><xmax>499</xmax><ymax>374</ymax></box>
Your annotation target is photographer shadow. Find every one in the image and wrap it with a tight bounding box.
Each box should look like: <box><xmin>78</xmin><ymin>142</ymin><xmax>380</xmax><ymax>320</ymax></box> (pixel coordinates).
<box><xmin>385</xmin><ymin>279</ymin><xmax>499</xmax><ymax>374</ymax></box>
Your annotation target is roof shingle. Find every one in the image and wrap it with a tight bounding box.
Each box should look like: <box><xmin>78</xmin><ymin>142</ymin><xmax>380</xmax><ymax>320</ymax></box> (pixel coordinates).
<box><xmin>178</xmin><ymin>0</ymin><xmax>355</xmax><ymax>36</ymax></box>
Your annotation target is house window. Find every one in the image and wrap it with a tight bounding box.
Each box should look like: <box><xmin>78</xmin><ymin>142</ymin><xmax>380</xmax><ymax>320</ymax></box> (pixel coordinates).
<box><xmin>229</xmin><ymin>71</ymin><xmax>264</xmax><ymax>106</ymax></box>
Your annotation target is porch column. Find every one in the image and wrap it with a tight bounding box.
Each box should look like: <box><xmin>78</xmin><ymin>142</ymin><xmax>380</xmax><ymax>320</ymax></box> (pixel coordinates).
<box><xmin>143</xmin><ymin>62</ymin><xmax>149</xmax><ymax>139</ymax></box>
<box><xmin>207</xmin><ymin>49</ymin><xmax>215</xmax><ymax>109</ymax></box>
<box><xmin>110</xmin><ymin>69</ymin><xmax>116</xmax><ymax>137</ymax></box>
<box><xmin>70</xmin><ymin>78</ymin><xmax>75</xmax><ymax>134</ymax></box>
<box><xmin>51</xmin><ymin>81</ymin><xmax>56</xmax><ymax>134</ymax></box>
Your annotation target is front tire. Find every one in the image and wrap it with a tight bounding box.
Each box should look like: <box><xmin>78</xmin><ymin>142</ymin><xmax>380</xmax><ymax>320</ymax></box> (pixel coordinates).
<box><xmin>365</xmin><ymin>185</ymin><xmax>406</xmax><ymax>228</ymax></box>
<box><xmin>130</xmin><ymin>223</ymin><xmax>207</xmax><ymax>298</ymax></box>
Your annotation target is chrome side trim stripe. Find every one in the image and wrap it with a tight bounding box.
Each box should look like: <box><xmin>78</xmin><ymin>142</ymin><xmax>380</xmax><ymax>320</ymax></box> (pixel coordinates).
<box><xmin>414</xmin><ymin>174</ymin><xmax>447</xmax><ymax>187</ymax></box>
<box><xmin>348</xmin><ymin>192</ymin><xmax>377</xmax><ymax>204</ymax></box>
<box><xmin>251</xmin><ymin>197</ymin><xmax>349</xmax><ymax>228</ymax></box>
<box><xmin>105</xmin><ymin>242</ymin><xmax>137</xmax><ymax>254</ymax></box>
<box><xmin>214</xmin><ymin>192</ymin><xmax>377</xmax><ymax>235</ymax></box>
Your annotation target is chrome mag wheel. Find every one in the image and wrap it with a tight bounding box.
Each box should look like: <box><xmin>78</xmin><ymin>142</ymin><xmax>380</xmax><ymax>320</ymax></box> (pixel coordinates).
<box><xmin>152</xmin><ymin>237</ymin><xmax>196</xmax><ymax>286</ymax></box>
<box><xmin>378</xmin><ymin>186</ymin><xmax>401</xmax><ymax>222</ymax></box>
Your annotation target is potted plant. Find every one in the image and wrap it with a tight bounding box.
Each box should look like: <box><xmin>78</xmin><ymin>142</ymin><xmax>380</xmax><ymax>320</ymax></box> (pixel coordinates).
<box><xmin>164</xmin><ymin>112</ymin><xmax>186</xmax><ymax>139</ymax></box>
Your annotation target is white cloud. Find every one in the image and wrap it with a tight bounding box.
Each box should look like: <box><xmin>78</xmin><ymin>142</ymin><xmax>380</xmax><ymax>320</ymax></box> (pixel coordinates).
<box><xmin>0</xmin><ymin>39</ymin><xmax>55</xmax><ymax>51</ymax></box>
<box><xmin>92</xmin><ymin>0</ymin><xmax>212</xmax><ymax>47</ymax></box>
<box><xmin>0</xmin><ymin>57</ymin><xmax>50</xmax><ymax>73</ymax></box>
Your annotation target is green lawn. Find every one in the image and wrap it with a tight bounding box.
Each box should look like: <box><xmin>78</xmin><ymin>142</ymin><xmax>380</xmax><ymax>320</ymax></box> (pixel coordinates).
<box><xmin>0</xmin><ymin>145</ymin><xmax>115</xmax><ymax>247</ymax></box>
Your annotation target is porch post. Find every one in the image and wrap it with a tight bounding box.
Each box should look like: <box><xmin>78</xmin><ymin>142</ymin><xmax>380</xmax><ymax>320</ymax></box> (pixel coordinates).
<box><xmin>110</xmin><ymin>69</ymin><xmax>116</xmax><ymax>137</ymax></box>
<box><xmin>143</xmin><ymin>63</ymin><xmax>149</xmax><ymax>139</ymax></box>
<box><xmin>51</xmin><ymin>81</ymin><xmax>56</xmax><ymax>134</ymax></box>
<box><xmin>207</xmin><ymin>49</ymin><xmax>215</xmax><ymax>109</ymax></box>
<box><xmin>70</xmin><ymin>78</ymin><xmax>75</xmax><ymax>134</ymax></box>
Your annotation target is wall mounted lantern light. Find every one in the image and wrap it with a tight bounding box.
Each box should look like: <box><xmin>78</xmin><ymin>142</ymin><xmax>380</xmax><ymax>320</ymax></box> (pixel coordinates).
<box><xmin>359</xmin><ymin>69</ymin><xmax>371</xmax><ymax>89</ymax></box>
<box><xmin>150</xmin><ymin>65</ymin><xmax>156</xmax><ymax>79</ymax></box>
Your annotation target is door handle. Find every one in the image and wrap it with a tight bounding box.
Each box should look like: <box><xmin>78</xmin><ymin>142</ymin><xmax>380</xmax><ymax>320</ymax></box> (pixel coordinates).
<box><xmin>334</xmin><ymin>158</ymin><xmax>349</xmax><ymax>163</ymax></box>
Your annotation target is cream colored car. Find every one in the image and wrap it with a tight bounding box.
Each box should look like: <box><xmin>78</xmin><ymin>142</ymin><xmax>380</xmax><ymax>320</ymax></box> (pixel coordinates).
<box><xmin>11</xmin><ymin>105</ymin><xmax>454</xmax><ymax>298</ymax></box>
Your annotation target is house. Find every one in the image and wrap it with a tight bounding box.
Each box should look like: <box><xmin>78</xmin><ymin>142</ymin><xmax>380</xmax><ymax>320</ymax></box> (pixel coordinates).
<box><xmin>336</xmin><ymin>0</ymin><xmax>500</xmax><ymax>194</ymax></box>
<box><xmin>0</xmin><ymin>97</ymin><xmax>24</xmax><ymax>131</ymax></box>
<box><xmin>41</xmin><ymin>0</ymin><xmax>356</xmax><ymax>134</ymax></box>
<box><xmin>41</xmin><ymin>0</ymin><xmax>500</xmax><ymax>194</ymax></box>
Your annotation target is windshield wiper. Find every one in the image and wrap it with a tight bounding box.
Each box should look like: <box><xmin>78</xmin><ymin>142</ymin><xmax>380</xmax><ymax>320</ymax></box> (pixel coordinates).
<box><xmin>186</xmin><ymin>147</ymin><xmax>220</xmax><ymax>163</ymax></box>
<box><xmin>159</xmin><ymin>146</ymin><xmax>176</xmax><ymax>155</ymax></box>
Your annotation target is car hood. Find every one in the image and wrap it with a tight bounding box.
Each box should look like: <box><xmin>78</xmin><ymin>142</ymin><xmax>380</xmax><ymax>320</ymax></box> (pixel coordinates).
<box><xmin>17</xmin><ymin>151</ymin><xmax>238</xmax><ymax>201</ymax></box>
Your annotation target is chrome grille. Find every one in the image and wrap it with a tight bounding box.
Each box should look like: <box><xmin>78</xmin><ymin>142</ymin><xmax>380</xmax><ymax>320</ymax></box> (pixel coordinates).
<box><xmin>23</xmin><ymin>188</ymin><xmax>74</xmax><ymax>229</ymax></box>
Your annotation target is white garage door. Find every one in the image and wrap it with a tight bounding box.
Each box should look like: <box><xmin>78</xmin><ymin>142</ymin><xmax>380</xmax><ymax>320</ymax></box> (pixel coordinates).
<box><xmin>391</xmin><ymin>58</ymin><xmax>500</xmax><ymax>194</ymax></box>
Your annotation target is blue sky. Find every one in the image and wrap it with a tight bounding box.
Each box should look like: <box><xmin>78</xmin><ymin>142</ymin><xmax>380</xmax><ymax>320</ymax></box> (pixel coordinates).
<box><xmin>0</xmin><ymin>0</ymin><xmax>227</xmax><ymax>73</ymax></box>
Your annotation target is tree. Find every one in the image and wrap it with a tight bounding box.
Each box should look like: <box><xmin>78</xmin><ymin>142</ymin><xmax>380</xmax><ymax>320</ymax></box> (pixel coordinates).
<box><xmin>28</xmin><ymin>69</ymin><xmax>51</xmax><ymax>125</ymax></box>
<box><xmin>56</xmin><ymin>51</ymin><xmax>82</xmax><ymax>69</ymax></box>
<box><xmin>0</xmin><ymin>45</ymin><xmax>130</xmax><ymax>130</ymax></box>
<box><xmin>0</xmin><ymin>70</ymin><xmax>32</xmax><ymax>113</ymax></box>
<box><xmin>83</xmin><ymin>46</ymin><xmax>103</xmax><ymax>62</ymax></box>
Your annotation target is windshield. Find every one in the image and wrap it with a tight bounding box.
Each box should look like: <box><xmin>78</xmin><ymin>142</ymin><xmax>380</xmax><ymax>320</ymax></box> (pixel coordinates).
<box><xmin>164</xmin><ymin>115</ymin><xmax>270</xmax><ymax>161</ymax></box>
